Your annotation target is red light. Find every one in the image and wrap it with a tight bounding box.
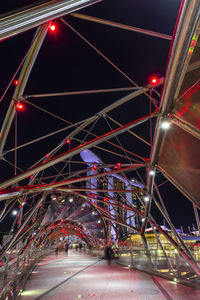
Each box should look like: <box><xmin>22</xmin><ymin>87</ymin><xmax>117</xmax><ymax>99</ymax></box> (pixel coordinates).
<box><xmin>115</xmin><ymin>162</ymin><xmax>121</xmax><ymax>169</ymax></box>
<box><xmin>92</xmin><ymin>165</ymin><xmax>97</xmax><ymax>172</ymax></box>
<box><xmin>46</xmin><ymin>154</ymin><xmax>50</xmax><ymax>158</ymax></box>
<box><xmin>14</xmin><ymin>79</ymin><xmax>19</xmax><ymax>86</ymax></box>
<box><xmin>49</xmin><ymin>24</ymin><xmax>56</xmax><ymax>31</ymax></box>
<box><xmin>16</xmin><ymin>102</ymin><xmax>23</xmax><ymax>110</ymax></box>
<box><xmin>150</xmin><ymin>77</ymin><xmax>158</xmax><ymax>85</ymax></box>
<box><xmin>66</xmin><ymin>139</ymin><xmax>70</xmax><ymax>144</ymax></box>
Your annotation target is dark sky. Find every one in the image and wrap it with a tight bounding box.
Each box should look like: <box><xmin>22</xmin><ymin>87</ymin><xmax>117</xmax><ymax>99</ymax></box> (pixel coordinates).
<box><xmin>0</xmin><ymin>0</ymin><xmax>196</xmax><ymax>230</ymax></box>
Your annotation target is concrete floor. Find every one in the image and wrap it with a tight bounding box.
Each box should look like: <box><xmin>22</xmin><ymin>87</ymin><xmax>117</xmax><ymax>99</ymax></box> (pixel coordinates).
<box><xmin>20</xmin><ymin>251</ymin><xmax>200</xmax><ymax>300</ymax></box>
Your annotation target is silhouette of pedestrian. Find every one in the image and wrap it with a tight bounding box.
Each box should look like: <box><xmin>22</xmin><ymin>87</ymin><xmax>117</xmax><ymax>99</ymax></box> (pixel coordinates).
<box><xmin>105</xmin><ymin>245</ymin><xmax>112</xmax><ymax>265</ymax></box>
<box><xmin>65</xmin><ymin>243</ymin><xmax>69</xmax><ymax>255</ymax></box>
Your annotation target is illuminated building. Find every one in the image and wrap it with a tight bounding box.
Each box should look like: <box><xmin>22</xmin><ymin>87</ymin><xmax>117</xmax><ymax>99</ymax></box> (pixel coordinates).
<box><xmin>80</xmin><ymin>149</ymin><xmax>145</xmax><ymax>240</ymax></box>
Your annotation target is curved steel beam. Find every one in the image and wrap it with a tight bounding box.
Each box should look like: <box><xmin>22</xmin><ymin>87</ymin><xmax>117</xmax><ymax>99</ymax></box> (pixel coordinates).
<box><xmin>0</xmin><ymin>24</ymin><xmax>49</xmax><ymax>155</ymax></box>
<box><xmin>141</xmin><ymin>0</ymin><xmax>200</xmax><ymax>235</ymax></box>
<box><xmin>0</xmin><ymin>111</ymin><xmax>154</xmax><ymax>189</ymax></box>
<box><xmin>0</xmin><ymin>0</ymin><xmax>101</xmax><ymax>41</ymax></box>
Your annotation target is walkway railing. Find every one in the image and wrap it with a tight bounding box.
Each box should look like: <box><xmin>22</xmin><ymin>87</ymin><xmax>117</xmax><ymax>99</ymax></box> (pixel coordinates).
<box><xmin>0</xmin><ymin>246</ymin><xmax>52</xmax><ymax>299</ymax></box>
<box><xmin>117</xmin><ymin>247</ymin><xmax>200</xmax><ymax>287</ymax></box>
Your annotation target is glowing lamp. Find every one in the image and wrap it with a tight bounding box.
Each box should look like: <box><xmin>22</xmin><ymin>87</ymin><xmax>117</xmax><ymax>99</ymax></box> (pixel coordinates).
<box><xmin>149</xmin><ymin>170</ymin><xmax>155</xmax><ymax>176</ymax></box>
<box><xmin>49</xmin><ymin>24</ymin><xmax>56</xmax><ymax>31</ymax></box>
<box><xmin>16</xmin><ymin>102</ymin><xmax>23</xmax><ymax>110</ymax></box>
<box><xmin>66</xmin><ymin>139</ymin><xmax>70</xmax><ymax>144</ymax></box>
<box><xmin>14</xmin><ymin>79</ymin><xmax>19</xmax><ymax>86</ymax></box>
<box><xmin>161</xmin><ymin>120</ymin><xmax>170</xmax><ymax>129</ymax></box>
<box><xmin>45</xmin><ymin>154</ymin><xmax>50</xmax><ymax>158</ymax></box>
<box><xmin>150</xmin><ymin>76</ymin><xmax>158</xmax><ymax>85</ymax></box>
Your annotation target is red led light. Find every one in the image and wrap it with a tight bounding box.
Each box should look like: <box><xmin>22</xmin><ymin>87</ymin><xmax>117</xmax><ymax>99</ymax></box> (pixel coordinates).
<box><xmin>16</xmin><ymin>102</ymin><xmax>23</xmax><ymax>110</ymax></box>
<box><xmin>46</xmin><ymin>154</ymin><xmax>50</xmax><ymax>158</ymax></box>
<box><xmin>14</xmin><ymin>79</ymin><xmax>19</xmax><ymax>86</ymax></box>
<box><xmin>49</xmin><ymin>24</ymin><xmax>56</xmax><ymax>31</ymax></box>
<box><xmin>66</xmin><ymin>139</ymin><xmax>70</xmax><ymax>144</ymax></box>
<box><xmin>92</xmin><ymin>165</ymin><xmax>97</xmax><ymax>172</ymax></box>
<box><xmin>150</xmin><ymin>77</ymin><xmax>158</xmax><ymax>85</ymax></box>
<box><xmin>115</xmin><ymin>162</ymin><xmax>121</xmax><ymax>169</ymax></box>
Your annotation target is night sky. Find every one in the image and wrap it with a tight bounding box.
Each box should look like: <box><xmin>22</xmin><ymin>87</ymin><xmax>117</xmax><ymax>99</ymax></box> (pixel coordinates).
<box><xmin>0</xmin><ymin>0</ymin><xmax>196</xmax><ymax>232</ymax></box>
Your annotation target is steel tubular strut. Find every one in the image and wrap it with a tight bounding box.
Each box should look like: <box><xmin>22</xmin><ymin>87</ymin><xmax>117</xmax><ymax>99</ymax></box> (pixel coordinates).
<box><xmin>0</xmin><ymin>24</ymin><xmax>49</xmax><ymax>155</ymax></box>
<box><xmin>141</xmin><ymin>0</ymin><xmax>200</xmax><ymax>235</ymax></box>
<box><xmin>0</xmin><ymin>111</ymin><xmax>154</xmax><ymax>190</ymax></box>
<box><xmin>0</xmin><ymin>0</ymin><xmax>101</xmax><ymax>40</ymax></box>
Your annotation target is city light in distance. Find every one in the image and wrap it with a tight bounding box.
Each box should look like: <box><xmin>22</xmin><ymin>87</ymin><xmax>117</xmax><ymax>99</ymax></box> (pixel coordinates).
<box><xmin>161</xmin><ymin>120</ymin><xmax>170</xmax><ymax>129</ymax></box>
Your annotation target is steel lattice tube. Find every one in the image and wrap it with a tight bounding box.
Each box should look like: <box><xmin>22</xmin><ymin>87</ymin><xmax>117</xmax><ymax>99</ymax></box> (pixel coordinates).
<box><xmin>0</xmin><ymin>0</ymin><xmax>101</xmax><ymax>41</ymax></box>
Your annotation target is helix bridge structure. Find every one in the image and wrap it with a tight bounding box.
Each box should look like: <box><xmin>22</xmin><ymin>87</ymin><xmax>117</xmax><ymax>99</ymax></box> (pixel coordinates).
<box><xmin>0</xmin><ymin>0</ymin><xmax>200</xmax><ymax>298</ymax></box>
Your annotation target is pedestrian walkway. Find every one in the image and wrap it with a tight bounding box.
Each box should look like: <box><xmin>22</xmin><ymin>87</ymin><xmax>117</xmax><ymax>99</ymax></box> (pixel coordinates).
<box><xmin>20</xmin><ymin>251</ymin><xmax>200</xmax><ymax>300</ymax></box>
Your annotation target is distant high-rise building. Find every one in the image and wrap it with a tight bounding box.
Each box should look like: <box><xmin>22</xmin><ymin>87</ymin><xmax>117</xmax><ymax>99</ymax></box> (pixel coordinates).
<box><xmin>80</xmin><ymin>150</ymin><xmax>145</xmax><ymax>240</ymax></box>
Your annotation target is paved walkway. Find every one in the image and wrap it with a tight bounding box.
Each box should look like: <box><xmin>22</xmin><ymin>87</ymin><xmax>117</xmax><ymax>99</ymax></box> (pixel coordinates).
<box><xmin>20</xmin><ymin>251</ymin><xmax>200</xmax><ymax>300</ymax></box>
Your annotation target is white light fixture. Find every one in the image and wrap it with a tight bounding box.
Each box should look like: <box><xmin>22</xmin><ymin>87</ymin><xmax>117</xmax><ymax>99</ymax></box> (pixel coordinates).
<box><xmin>22</xmin><ymin>202</ymin><xmax>25</xmax><ymax>206</ymax></box>
<box><xmin>60</xmin><ymin>237</ymin><xmax>63</xmax><ymax>240</ymax></box>
<box><xmin>12</xmin><ymin>210</ymin><xmax>17</xmax><ymax>216</ymax></box>
<box><xmin>69</xmin><ymin>198</ymin><xmax>73</xmax><ymax>203</ymax></box>
<box><xmin>142</xmin><ymin>218</ymin><xmax>145</xmax><ymax>222</ymax></box>
<box><xmin>92</xmin><ymin>211</ymin><xmax>95</xmax><ymax>215</ymax></box>
<box><xmin>144</xmin><ymin>196</ymin><xmax>150</xmax><ymax>202</ymax></box>
<box><xmin>161</xmin><ymin>120</ymin><xmax>170</xmax><ymax>129</ymax></box>
<box><xmin>98</xmin><ymin>220</ymin><xmax>101</xmax><ymax>223</ymax></box>
<box><xmin>82</xmin><ymin>203</ymin><xmax>85</xmax><ymax>207</ymax></box>
<box><xmin>149</xmin><ymin>170</ymin><xmax>155</xmax><ymax>176</ymax></box>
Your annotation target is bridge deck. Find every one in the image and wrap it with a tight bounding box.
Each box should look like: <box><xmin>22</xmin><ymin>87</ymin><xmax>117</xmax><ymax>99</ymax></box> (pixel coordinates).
<box><xmin>20</xmin><ymin>252</ymin><xmax>200</xmax><ymax>300</ymax></box>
